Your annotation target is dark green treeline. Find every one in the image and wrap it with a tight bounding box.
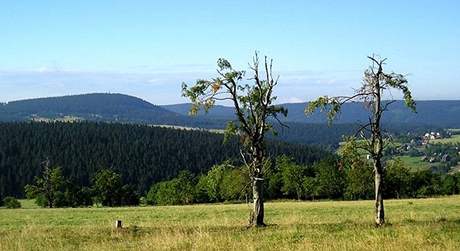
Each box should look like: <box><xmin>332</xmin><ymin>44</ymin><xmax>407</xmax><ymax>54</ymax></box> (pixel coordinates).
<box><xmin>0</xmin><ymin>122</ymin><xmax>330</xmax><ymax>198</ymax></box>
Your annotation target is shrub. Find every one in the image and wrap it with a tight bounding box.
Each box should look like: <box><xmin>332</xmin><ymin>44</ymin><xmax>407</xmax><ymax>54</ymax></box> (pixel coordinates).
<box><xmin>3</xmin><ymin>197</ymin><xmax>21</xmax><ymax>209</ymax></box>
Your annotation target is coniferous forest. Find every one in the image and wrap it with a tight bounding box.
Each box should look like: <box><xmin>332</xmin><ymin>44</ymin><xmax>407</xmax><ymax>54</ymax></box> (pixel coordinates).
<box><xmin>0</xmin><ymin>122</ymin><xmax>329</xmax><ymax>198</ymax></box>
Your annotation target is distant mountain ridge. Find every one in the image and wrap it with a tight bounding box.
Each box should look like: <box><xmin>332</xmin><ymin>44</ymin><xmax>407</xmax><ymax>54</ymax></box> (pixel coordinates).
<box><xmin>0</xmin><ymin>93</ymin><xmax>455</xmax><ymax>146</ymax></box>
<box><xmin>164</xmin><ymin>100</ymin><xmax>460</xmax><ymax>127</ymax></box>
<box><xmin>4</xmin><ymin>93</ymin><xmax>458</xmax><ymax>127</ymax></box>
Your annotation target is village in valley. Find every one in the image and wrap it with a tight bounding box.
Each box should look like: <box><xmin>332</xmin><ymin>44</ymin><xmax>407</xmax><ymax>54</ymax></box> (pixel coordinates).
<box><xmin>394</xmin><ymin>129</ymin><xmax>460</xmax><ymax>174</ymax></box>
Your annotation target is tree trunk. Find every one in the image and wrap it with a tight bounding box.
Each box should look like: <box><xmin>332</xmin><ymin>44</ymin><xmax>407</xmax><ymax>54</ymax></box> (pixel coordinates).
<box><xmin>374</xmin><ymin>160</ymin><xmax>385</xmax><ymax>226</ymax></box>
<box><xmin>251</xmin><ymin>177</ymin><xmax>265</xmax><ymax>227</ymax></box>
<box><xmin>46</xmin><ymin>192</ymin><xmax>53</xmax><ymax>208</ymax></box>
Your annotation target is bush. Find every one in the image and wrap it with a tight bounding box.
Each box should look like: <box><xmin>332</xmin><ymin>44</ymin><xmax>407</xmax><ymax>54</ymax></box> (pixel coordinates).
<box><xmin>3</xmin><ymin>197</ymin><xmax>21</xmax><ymax>209</ymax></box>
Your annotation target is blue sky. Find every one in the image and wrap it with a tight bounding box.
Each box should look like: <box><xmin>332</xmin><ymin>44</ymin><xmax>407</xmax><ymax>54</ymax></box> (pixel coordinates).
<box><xmin>1</xmin><ymin>1</ymin><xmax>459</xmax><ymax>104</ymax></box>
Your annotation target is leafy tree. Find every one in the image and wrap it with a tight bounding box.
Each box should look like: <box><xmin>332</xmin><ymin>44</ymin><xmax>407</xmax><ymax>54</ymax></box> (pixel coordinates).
<box><xmin>314</xmin><ymin>158</ymin><xmax>345</xmax><ymax>199</ymax></box>
<box><xmin>192</xmin><ymin>163</ymin><xmax>249</xmax><ymax>203</ymax></box>
<box><xmin>302</xmin><ymin>176</ymin><xmax>319</xmax><ymax>200</ymax></box>
<box><xmin>25</xmin><ymin>172</ymin><xmax>93</xmax><ymax>208</ymax></box>
<box><xmin>92</xmin><ymin>169</ymin><xmax>123</xmax><ymax>206</ymax></box>
<box><xmin>307</xmin><ymin>55</ymin><xmax>416</xmax><ymax>226</ymax></box>
<box><xmin>92</xmin><ymin>169</ymin><xmax>139</xmax><ymax>207</ymax></box>
<box><xmin>439</xmin><ymin>175</ymin><xmax>457</xmax><ymax>195</ymax></box>
<box><xmin>345</xmin><ymin>166</ymin><xmax>373</xmax><ymax>200</ymax></box>
<box><xmin>182</xmin><ymin>53</ymin><xmax>287</xmax><ymax>226</ymax></box>
<box><xmin>264</xmin><ymin>162</ymin><xmax>283</xmax><ymax>199</ymax></box>
<box><xmin>340</xmin><ymin>140</ymin><xmax>373</xmax><ymax>200</ymax></box>
<box><xmin>194</xmin><ymin>175</ymin><xmax>211</xmax><ymax>203</ymax></box>
<box><xmin>3</xmin><ymin>196</ymin><xmax>21</xmax><ymax>209</ymax></box>
<box><xmin>146</xmin><ymin>171</ymin><xmax>195</xmax><ymax>205</ymax></box>
<box><xmin>24</xmin><ymin>160</ymin><xmax>65</xmax><ymax>208</ymax></box>
<box><xmin>148</xmin><ymin>158</ymin><xmax>459</xmax><ymax>205</ymax></box>
<box><xmin>201</xmin><ymin>163</ymin><xmax>229</xmax><ymax>202</ymax></box>
<box><xmin>278</xmin><ymin>156</ymin><xmax>306</xmax><ymax>200</ymax></box>
<box><xmin>384</xmin><ymin>159</ymin><xmax>411</xmax><ymax>199</ymax></box>
<box><xmin>220</xmin><ymin>168</ymin><xmax>250</xmax><ymax>202</ymax></box>
<box><xmin>410</xmin><ymin>170</ymin><xmax>435</xmax><ymax>197</ymax></box>
<box><xmin>60</xmin><ymin>183</ymin><xmax>94</xmax><ymax>207</ymax></box>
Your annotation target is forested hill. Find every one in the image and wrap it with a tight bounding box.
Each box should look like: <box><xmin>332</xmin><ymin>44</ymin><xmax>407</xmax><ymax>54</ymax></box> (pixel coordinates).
<box><xmin>0</xmin><ymin>93</ymin><xmax>449</xmax><ymax>146</ymax></box>
<box><xmin>4</xmin><ymin>94</ymin><xmax>460</xmax><ymax>128</ymax></box>
<box><xmin>0</xmin><ymin>122</ymin><xmax>331</xmax><ymax>198</ymax></box>
<box><xmin>164</xmin><ymin>100</ymin><xmax>460</xmax><ymax>127</ymax></box>
<box><xmin>0</xmin><ymin>93</ymin><xmax>220</xmax><ymax>128</ymax></box>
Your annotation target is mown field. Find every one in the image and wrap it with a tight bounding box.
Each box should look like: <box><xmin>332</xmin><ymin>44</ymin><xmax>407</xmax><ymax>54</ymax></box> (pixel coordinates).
<box><xmin>1</xmin><ymin>196</ymin><xmax>460</xmax><ymax>251</ymax></box>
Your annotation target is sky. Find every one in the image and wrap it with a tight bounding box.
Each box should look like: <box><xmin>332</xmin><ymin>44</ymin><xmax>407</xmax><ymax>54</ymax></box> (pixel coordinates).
<box><xmin>1</xmin><ymin>1</ymin><xmax>459</xmax><ymax>104</ymax></box>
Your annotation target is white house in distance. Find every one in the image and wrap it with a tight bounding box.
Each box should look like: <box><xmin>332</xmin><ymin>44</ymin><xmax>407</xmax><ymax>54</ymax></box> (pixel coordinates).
<box><xmin>422</xmin><ymin>131</ymin><xmax>444</xmax><ymax>145</ymax></box>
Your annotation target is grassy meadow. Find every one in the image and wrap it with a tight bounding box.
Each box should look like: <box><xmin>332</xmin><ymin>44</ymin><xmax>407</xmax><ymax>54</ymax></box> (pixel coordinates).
<box><xmin>431</xmin><ymin>134</ymin><xmax>460</xmax><ymax>145</ymax></box>
<box><xmin>1</xmin><ymin>196</ymin><xmax>460</xmax><ymax>250</ymax></box>
<box><xmin>398</xmin><ymin>155</ymin><xmax>431</xmax><ymax>171</ymax></box>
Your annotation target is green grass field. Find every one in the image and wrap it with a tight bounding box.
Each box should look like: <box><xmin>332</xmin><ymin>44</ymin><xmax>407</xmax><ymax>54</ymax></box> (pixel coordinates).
<box><xmin>1</xmin><ymin>196</ymin><xmax>460</xmax><ymax>250</ymax></box>
<box><xmin>431</xmin><ymin>134</ymin><xmax>460</xmax><ymax>145</ymax></box>
<box><xmin>398</xmin><ymin>155</ymin><xmax>431</xmax><ymax>171</ymax></box>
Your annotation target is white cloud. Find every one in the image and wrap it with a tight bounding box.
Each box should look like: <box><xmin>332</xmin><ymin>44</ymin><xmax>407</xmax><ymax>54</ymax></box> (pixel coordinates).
<box><xmin>0</xmin><ymin>66</ymin><xmax>457</xmax><ymax>104</ymax></box>
<box><xmin>284</xmin><ymin>97</ymin><xmax>304</xmax><ymax>103</ymax></box>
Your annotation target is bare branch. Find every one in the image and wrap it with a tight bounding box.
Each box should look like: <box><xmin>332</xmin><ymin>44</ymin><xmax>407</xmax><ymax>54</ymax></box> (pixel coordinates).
<box><xmin>273</xmin><ymin>115</ymin><xmax>289</xmax><ymax>129</ymax></box>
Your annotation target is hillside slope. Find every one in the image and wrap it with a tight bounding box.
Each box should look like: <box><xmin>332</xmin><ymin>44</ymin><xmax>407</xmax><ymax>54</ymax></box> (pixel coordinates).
<box><xmin>0</xmin><ymin>122</ymin><xmax>330</xmax><ymax>197</ymax></box>
<box><xmin>0</xmin><ymin>93</ymin><xmax>209</xmax><ymax>126</ymax></box>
